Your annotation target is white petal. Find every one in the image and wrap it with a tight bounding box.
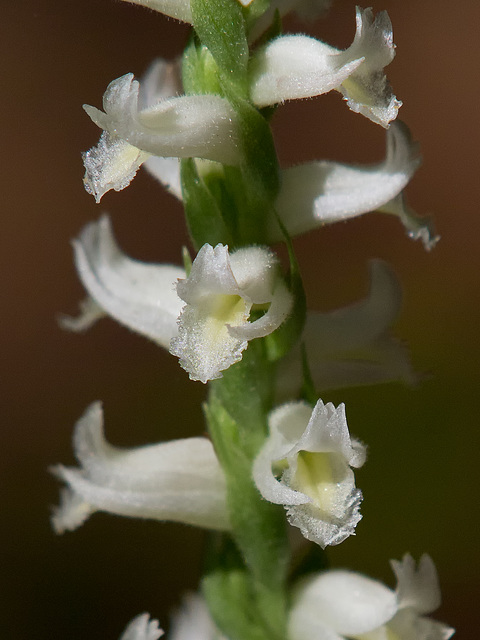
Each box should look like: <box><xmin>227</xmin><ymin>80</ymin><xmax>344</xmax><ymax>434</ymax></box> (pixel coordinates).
<box><xmin>84</xmin><ymin>74</ymin><xmax>240</xmax><ymax>166</ymax></box>
<box><xmin>228</xmin><ymin>279</ymin><xmax>293</xmax><ymax>340</ymax></box>
<box><xmin>379</xmin><ymin>193</ymin><xmax>439</xmax><ymax>251</ymax></box>
<box><xmin>387</xmin><ymin>608</ymin><xmax>455</xmax><ymax>640</ymax></box>
<box><xmin>391</xmin><ymin>554</ymin><xmax>442</xmax><ymax>615</ymax></box>
<box><xmin>51</xmin><ymin>403</ymin><xmax>229</xmax><ymax>533</ymax></box>
<box><xmin>271</xmin><ymin>122</ymin><xmax>420</xmax><ymax>241</ymax></box>
<box><xmin>138</xmin><ymin>58</ymin><xmax>182</xmax><ymax>109</ymax></box>
<box><xmin>249</xmin><ymin>34</ymin><xmax>364</xmax><ymax>107</ymax></box>
<box><xmin>169</xmin><ymin>593</ymin><xmax>222</xmax><ymax>640</ymax></box>
<box><xmin>249</xmin><ymin>7</ymin><xmax>399</xmax><ymax>126</ymax></box>
<box><xmin>120</xmin><ymin>613</ymin><xmax>164</xmax><ymax>640</ymax></box>
<box><xmin>290</xmin><ymin>571</ymin><xmax>397</xmax><ymax>637</ymax></box>
<box><xmin>119</xmin><ymin>0</ymin><xmax>192</xmax><ymax>23</ymax></box>
<box><xmin>83</xmin><ymin>132</ymin><xmax>151</xmax><ymax>203</ymax></box>
<box><xmin>276</xmin><ymin>261</ymin><xmax>416</xmax><ymax>398</ymax></box>
<box><xmin>72</xmin><ymin>215</ymin><xmax>185</xmax><ymax>347</ymax></box>
<box><xmin>59</xmin><ymin>296</ymin><xmax>106</xmax><ymax>332</ymax></box>
<box><xmin>144</xmin><ymin>156</ymin><xmax>182</xmax><ymax>199</ymax></box>
<box><xmin>339</xmin><ymin>7</ymin><xmax>401</xmax><ymax>126</ymax></box>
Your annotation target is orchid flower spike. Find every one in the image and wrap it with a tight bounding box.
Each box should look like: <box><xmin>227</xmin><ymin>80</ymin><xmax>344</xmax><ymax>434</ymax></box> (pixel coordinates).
<box><xmin>51</xmin><ymin>402</ymin><xmax>229</xmax><ymax>534</ymax></box>
<box><xmin>120</xmin><ymin>614</ymin><xmax>164</xmax><ymax>640</ymax></box>
<box><xmin>270</xmin><ymin>121</ymin><xmax>436</xmax><ymax>249</ymax></box>
<box><xmin>249</xmin><ymin>6</ymin><xmax>400</xmax><ymax>127</ymax></box>
<box><xmin>253</xmin><ymin>399</ymin><xmax>366</xmax><ymax>548</ymax></box>
<box><xmin>60</xmin><ymin>215</ymin><xmax>185</xmax><ymax>349</ymax></box>
<box><xmin>288</xmin><ymin>554</ymin><xmax>455</xmax><ymax>640</ymax></box>
<box><xmin>83</xmin><ymin>64</ymin><xmax>240</xmax><ymax>202</ymax></box>
<box><xmin>276</xmin><ymin>260</ymin><xmax>416</xmax><ymax>400</ymax></box>
<box><xmin>170</xmin><ymin>243</ymin><xmax>293</xmax><ymax>383</ymax></box>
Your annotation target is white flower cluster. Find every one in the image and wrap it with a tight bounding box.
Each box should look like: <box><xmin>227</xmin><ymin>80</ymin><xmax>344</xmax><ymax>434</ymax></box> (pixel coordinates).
<box><xmin>119</xmin><ymin>556</ymin><xmax>454</xmax><ymax>640</ymax></box>
<box><xmin>52</xmin><ymin>1</ymin><xmax>453</xmax><ymax>638</ymax></box>
<box><xmin>82</xmin><ymin>8</ymin><xmax>436</xmax><ymax>249</ymax></box>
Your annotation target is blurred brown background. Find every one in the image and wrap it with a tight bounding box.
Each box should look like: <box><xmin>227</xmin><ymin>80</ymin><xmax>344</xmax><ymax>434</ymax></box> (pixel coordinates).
<box><xmin>2</xmin><ymin>0</ymin><xmax>478</xmax><ymax>638</ymax></box>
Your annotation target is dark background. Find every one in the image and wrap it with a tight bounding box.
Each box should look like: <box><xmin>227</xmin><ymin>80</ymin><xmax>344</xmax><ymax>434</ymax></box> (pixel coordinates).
<box><xmin>2</xmin><ymin>0</ymin><xmax>478</xmax><ymax>638</ymax></box>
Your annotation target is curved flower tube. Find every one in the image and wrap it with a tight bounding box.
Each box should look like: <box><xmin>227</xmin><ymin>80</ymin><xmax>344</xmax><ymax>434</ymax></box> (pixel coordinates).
<box><xmin>249</xmin><ymin>6</ymin><xmax>400</xmax><ymax>127</ymax></box>
<box><xmin>288</xmin><ymin>554</ymin><xmax>455</xmax><ymax>640</ymax></box>
<box><xmin>170</xmin><ymin>243</ymin><xmax>293</xmax><ymax>383</ymax></box>
<box><xmin>51</xmin><ymin>402</ymin><xmax>230</xmax><ymax>533</ymax></box>
<box><xmin>253</xmin><ymin>399</ymin><xmax>366</xmax><ymax>548</ymax></box>
<box><xmin>60</xmin><ymin>215</ymin><xmax>185</xmax><ymax>348</ymax></box>
<box><xmin>270</xmin><ymin>121</ymin><xmax>435</xmax><ymax>249</ymax></box>
<box><xmin>83</xmin><ymin>70</ymin><xmax>240</xmax><ymax>201</ymax></box>
<box><xmin>276</xmin><ymin>260</ymin><xmax>416</xmax><ymax>399</ymax></box>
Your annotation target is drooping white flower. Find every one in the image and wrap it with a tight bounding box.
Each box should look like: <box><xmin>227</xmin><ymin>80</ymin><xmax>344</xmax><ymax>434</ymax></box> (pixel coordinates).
<box><xmin>83</xmin><ymin>69</ymin><xmax>240</xmax><ymax>201</ymax></box>
<box><xmin>51</xmin><ymin>402</ymin><xmax>229</xmax><ymax>533</ymax></box>
<box><xmin>249</xmin><ymin>6</ymin><xmax>400</xmax><ymax>127</ymax></box>
<box><xmin>269</xmin><ymin>122</ymin><xmax>435</xmax><ymax>249</ymax></box>
<box><xmin>288</xmin><ymin>555</ymin><xmax>455</xmax><ymax>640</ymax></box>
<box><xmin>120</xmin><ymin>614</ymin><xmax>164</xmax><ymax>640</ymax></box>
<box><xmin>61</xmin><ymin>215</ymin><xmax>185</xmax><ymax>347</ymax></box>
<box><xmin>170</xmin><ymin>243</ymin><xmax>293</xmax><ymax>383</ymax></box>
<box><xmin>253</xmin><ymin>399</ymin><xmax>366</xmax><ymax>548</ymax></box>
<box><xmin>276</xmin><ymin>260</ymin><xmax>416</xmax><ymax>399</ymax></box>
<box><xmin>144</xmin><ymin>123</ymin><xmax>434</xmax><ymax>249</ymax></box>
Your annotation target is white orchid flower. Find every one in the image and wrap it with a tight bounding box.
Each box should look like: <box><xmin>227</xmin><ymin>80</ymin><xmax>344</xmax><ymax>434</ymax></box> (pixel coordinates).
<box><xmin>120</xmin><ymin>614</ymin><xmax>164</xmax><ymax>640</ymax></box>
<box><xmin>83</xmin><ymin>66</ymin><xmax>240</xmax><ymax>202</ymax></box>
<box><xmin>60</xmin><ymin>215</ymin><xmax>185</xmax><ymax>348</ymax></box>
<box><xmin>51</xmin><ymin>402</ymin><xmax>229</xmax><ymax>534</ymax></box>
<box><xmin>276</xmin><ymin>260</ymin><xmax>416</xmax><ymax>400</ymax></box>
<box><xmin>270</xmin><ymin>122</ymin><xmax>435</xmax><ymax>249</ymax></box>
<box><xmin>170</xmin><ymin>243</ymin><xmax>293</xmax><ymax>383</ymax></box>
<box><xmin>144</xmin><ymin>124</ymin><xmax>434</xmax><ymax>249</ymax></box>
<box><xmin>249</xmin><ymin>6</ymin><xmax>400</xmax><ymax>127</ymax></box>
<box><xmin>253</xmin><ymin>399</ymin><xmax>366</xmax><ymax>548</ymax></box>
<box><xmin>288</xmin><ymin>554</ymin><xmax>455</xmax><ymax>640</ymax></box>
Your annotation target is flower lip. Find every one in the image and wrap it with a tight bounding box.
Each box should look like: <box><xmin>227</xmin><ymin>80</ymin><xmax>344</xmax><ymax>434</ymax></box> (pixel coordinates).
<box><xmin>253</xmin><ymin>399</ymin><xmax>366</xmax><ymax>547</ymax></box>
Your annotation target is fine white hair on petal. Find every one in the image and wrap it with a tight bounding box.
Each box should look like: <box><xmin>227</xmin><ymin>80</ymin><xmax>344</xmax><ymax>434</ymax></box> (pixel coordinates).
<box><xmin>119</xmin><ymin>613</ymin><xmax>164</xmax><ymax>640</ymax></box>
<box><xmin>391</xmin><ymin>554</ymin><xmax>442</xmax><ymax>615</ymax></box>
<box><xmin>83</xmin><ymin>132</ymin><xmax>151</xmax><ymax>203</ymax></box>
<box><xmin>253</xmin><ymin>399</ymin><xmax>366</xmax><ymax>548</ymax></box>
<box><xmin>271</xmin><ymin>121</ymin><xmax>421</xmax><ymax>241</ymax></box>
<box><xmin>50</xmin><ymin>402</ymin><xmax>230</xmax><ymax>533</ymax></box>
<box><xmin>249</xmin><ymin>7</ymin><xmax>400</xmax><ymax>126</ymax></box>
<box><xmin>170</xmin><ymin>244</ymin><xmax>292</xmax><ymax>383</ymax></box>
<box><xmin>66</xmin><ymin>215</ymin><xmax>185</xmax><ymax>348</ymax></box>
<box><xmin>84</xmin><ymin>74</ymin><xmax>240</xmax><ymax>166</ymax></box>
<box><xmin>289</xmin><ymin>570</ymin><xmax>398</xmax><ymax>639</ymax></box>
<box><xmin>276</xmin><ymin>260</ymin><xmax>416</xmax><ymax>399</ymax></box>
<box><xmin>119</xmin><ymin>0</ymin><xmax>192</xmax><ymax>23</ymax></box>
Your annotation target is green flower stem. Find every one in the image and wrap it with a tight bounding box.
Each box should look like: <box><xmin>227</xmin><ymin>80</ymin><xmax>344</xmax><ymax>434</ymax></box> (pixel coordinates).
<box><xmin>181</xmin><ymin>3</ymin><xmax>299</xmax><ymax>637</ymax></box>
<box><xmin>205</xmin><ymin>343</ymin><xmax>289</xmax><ymax>640</ymax></box>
